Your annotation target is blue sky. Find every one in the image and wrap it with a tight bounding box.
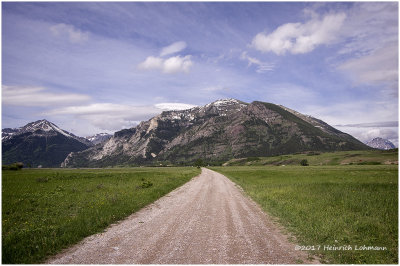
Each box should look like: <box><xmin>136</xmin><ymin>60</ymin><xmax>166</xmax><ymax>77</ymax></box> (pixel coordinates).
<box><xmin>2</xmin><ymin>2</ymin><xmax>398</xmax><ymax>145</ymax></box>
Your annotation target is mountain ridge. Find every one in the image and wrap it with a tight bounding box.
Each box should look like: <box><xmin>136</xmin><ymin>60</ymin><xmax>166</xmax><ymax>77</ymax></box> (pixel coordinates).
<box><xmin>62</xmin><ymin>99</ymin><xmax>370</xmax><ymax>167</ymax></box>
<box><xmin>2</xmin><ymin>119</ymin><xmax>93</xmax><ymax>146</ymax></box>
<box><xmin>2</xmin><ymin>119</ymin><xmax>92</xmax><ymax>167</ymax></box>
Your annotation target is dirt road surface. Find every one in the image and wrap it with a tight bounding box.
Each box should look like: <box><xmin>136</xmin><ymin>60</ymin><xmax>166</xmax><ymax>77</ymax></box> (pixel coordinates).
<box><xmin>47</xmin><ymin>168</ymin><xmax>318</xmax><ymax>264</ymax></box>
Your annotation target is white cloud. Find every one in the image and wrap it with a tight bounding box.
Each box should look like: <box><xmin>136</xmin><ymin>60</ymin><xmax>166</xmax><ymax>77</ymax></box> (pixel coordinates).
<box><xmin>138</xmin><ymin>40</ymin><xmax>192</xmax><ymax>74</ymax></box>
<box><xmin>138</xmin><ymin>56</ymin><xmax>163</xmax><ymax>70</ymax></box>
<box><xmin>252</xmin><ymin>13</ymin><xmax>346</xmax><ymax>55</ymax></box>
<box><xmin>160</xmin><ymin>41</ymin><xmax>187</xmax><ymax>57</ymax></box>
<box><xmin>163</xmin><ymin>55</ymin><xmax>193</xmax><ymax>74</ymax></box>
<box><xmin>138</xmin><ymin>55</ymin><xmax>193</xmax><ymax>74</ymax></box>
<box><xmin>2</xmin><ymin>85</ymin><xmax>91</xmax><ymax>107</ymax></box>
<box><xmin>240</xmin><ymin>52</ymin><xmax>274</xmax><ymax>73</ymax></box>
<box><xmin>50</xmin><ymin>23</ymin><xmax>89</xmax><ymax>44</ymax></box>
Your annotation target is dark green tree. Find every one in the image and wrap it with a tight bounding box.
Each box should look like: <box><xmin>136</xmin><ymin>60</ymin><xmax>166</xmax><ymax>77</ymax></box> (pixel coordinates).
<box><xmin>194</xmin><ymin>158</ymin><xmax>205</xmax><ymax>168</ymax></box>
<box><xmin>300</xmin><ymin>159</ymin><xmax>309</xmax><ymax>166</ymax></box>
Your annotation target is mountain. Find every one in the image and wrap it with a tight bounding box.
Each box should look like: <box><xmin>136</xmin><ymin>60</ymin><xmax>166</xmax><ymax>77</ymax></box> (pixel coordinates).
<box><xmin>2</xmin><ymin>120</ymin><xmax>93</xmax><ymax>167</ymax></box>
<box><xmin>365</xmin><ymin>137</ymin><xmax>396</xmax><ymax>150</ymax></box>
<box><xmin>86</xmin><ymin>133</ymin><xmax>112</xmax><ymax>145</ymax></box>
<box><xmin>62</xmin><ymin>99</ymin><xmax>369</xmax><ymax>168</ymax></box>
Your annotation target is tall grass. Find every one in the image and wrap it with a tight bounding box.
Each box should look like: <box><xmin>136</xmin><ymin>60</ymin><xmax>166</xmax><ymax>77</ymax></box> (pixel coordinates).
<box><xmin>211</xmin><ymin>165</ymin><xmax>398</xmax><ymax>264</ymax></box>
<box><xmin>2</xmin><ymin>167</ymin><xmax>200</xmax><ymax>263</ymax></box>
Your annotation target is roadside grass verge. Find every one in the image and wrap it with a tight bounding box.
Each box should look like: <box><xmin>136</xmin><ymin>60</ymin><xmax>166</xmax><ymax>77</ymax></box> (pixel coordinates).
<box><xmin>2</xmin><ymin>167</ymin><xmax>200</xmax><ymax>264</ymax></box>
<box><xmin>211</xmin><ymin>165</ymin><xmax>398</xmax><ymax>264</ymax></box>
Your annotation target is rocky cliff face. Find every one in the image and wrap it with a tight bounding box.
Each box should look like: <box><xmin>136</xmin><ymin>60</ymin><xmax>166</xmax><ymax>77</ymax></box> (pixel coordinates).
<box><xmin>62</xmin><ymin>99</ymin><xmax>369</xmax><ymax>167</ymax></box>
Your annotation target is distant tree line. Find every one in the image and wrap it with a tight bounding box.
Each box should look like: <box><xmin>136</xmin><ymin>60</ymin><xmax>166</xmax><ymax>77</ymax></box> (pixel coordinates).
<box><xmin>2</xmin><ymin>162</ymin><xmax>24</xmax><ymax>170</ymax></box>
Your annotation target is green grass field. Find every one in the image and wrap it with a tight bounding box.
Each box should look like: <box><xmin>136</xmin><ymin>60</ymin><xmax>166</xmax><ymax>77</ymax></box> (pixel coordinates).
<box><xmin>211</xmin><ymin>164</ymin><xmax>398</xmax><ymax>264</ymax></box>
<box><xmin>224</xmin><ymin>149</ymin><xmax>398</xmax><ymax>166</ymax></box>
<box><xmin>2</xmin><ymin>167</ymin><xmax>200</xmax><ymax>263</ymax></box>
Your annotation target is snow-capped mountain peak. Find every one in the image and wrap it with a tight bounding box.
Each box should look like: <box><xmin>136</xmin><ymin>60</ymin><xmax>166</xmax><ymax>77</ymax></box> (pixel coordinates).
<box><xmin>85</xmin><ymin>133</ymin><xmax>112</xmax><ymax>145</ymax></box>
<box><xmin>2</xmin><ymin>119</ymin><xmax>93</xmax><ymax>167</ymax></box>
<box><xmin>203</xmin><ymin>98</ymin><xmax>248</xmax><ymax>115</ymax></box>
<box><xmin>14</xmin><ymin>120</ymin><xmax>74</xmax><ymax>140</ymax></box>
<box><xmin>2</xmin><ymin>119</ymin><xmax>93</xmax><ymax>146</ymax></box>
<box><xmin>206</xmin><ymin>98</ymin><xmax>243</xmax><ymax>107</ymax></box>
<box><xmin>22</xmin><ymin>119</ymin><xmax>73</xmax><ymax>137</ymax></box>
<box><xmin>365</xmin><ymin>137</ymin><xmax>396</xmax><ymax>150</ymax></box>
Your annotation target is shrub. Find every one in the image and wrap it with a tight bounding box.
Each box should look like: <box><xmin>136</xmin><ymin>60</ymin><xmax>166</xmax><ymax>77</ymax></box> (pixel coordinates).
<box><xmin>300</xmin><ymin>159</ymin><xmax>309</xmax><ymax>166</ymax></box>
<box><xmin>138</xmin><ymin>180</ymin><xmax>153</xmax><ymax>188</ymax></box>
<box><xmin>306</xmin><ymin>151</ymin><xmax>321</xmax><ymax>156</ymax></box>
<box><xmin>357</xmin><ymin>161</ymin><xmax>381</xmax><ymax>165</ymax></box>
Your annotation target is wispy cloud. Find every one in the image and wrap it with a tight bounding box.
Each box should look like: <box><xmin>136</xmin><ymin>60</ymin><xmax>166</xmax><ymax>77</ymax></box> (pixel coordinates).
<box><xmin>46</xmin><ymin>101</ymin><xmax>197</xmax><ymax>131</ymax></box>
<box><xmin>251</xmin><ymin>12</ymin><xmax>346</xmax><ymax>55</ymax></box>
<box><xmin>47</xmin><ymin>103</ymin><xmax>159</xmax><ymax>131</ymax></box>
<box><xmin>303</xmin><ymin>100</ymin><xmax>398</xmax><ymax>126</ymax></box>
<box><xmin>160</xmin><ymin>41</ymin><xmax>187</xmax><ymax>57</ymax></box>
<box><xmin>335</xmin><ymin>126</ymin><xmax>398</xmax><ymax>147</ymax></box>
<box><xmin>50</xmin><ymin>23</ymin><xmax>89</xmax><ymax>44</ymax></box>
<box><xmin>338</xmin><ymin>43</ymin><xmax>398</xmax><ymax>93</ymax></box>
<box><xmin>332</xmin><ymin>3</ymin><xmax>398</xmax><ymax>92</ymax></box>
<box><xmin>2</xmin><ymin>85</ymin><xmax>91</xmax><ymax>107</ymax></box>
<box><xmin>334</xmin><ymin>121</ymin><xmax>398</xmax><ymax>128</ymax></box>
<box><xmin>335</xmin><ymin>119</ymin><xmax>399</xmax><ymax>146</ymax></box>
<box><xmin>301</xmin><ymin>99</ymin><xmax>398</xmax><ymax>145</ymax></box>
<box><xmin>155</xmin><ymin>102</ymin><xmax>197</xmax><ymax>110</ymax></box>
<box><xmin>2</xmin><ymin>2</ymin><xmax>398</xmax><ymax>142</ymax></box>
<box><xmin>337</xmin><ymin>2</ymin><xmax>398</xmax><ymax>56</ymax></box>
<box><xmin>240</xmin><ymin>51</ymin><xmax>274</xmax><ymax>73</ymax></box>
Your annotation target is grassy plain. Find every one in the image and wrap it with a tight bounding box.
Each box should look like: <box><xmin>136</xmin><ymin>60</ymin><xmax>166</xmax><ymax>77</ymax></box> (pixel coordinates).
<box><xmin>211</xmin><ymin>163</ymin><xmax>398</xmax><ymax>264</ymax></box>
<box><xmin>2</xmin><ymin>167</ymin><xmax>200</xmax><ymax>263</ymax></box>
<box><xmin>224</xmin><ymin>149</ymin><xmax>398</xmax><ymax>166</ymax></box>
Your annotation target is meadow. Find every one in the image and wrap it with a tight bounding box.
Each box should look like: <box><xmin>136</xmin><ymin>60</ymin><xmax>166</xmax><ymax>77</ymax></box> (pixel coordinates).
<box><xmin>211</xmin><ymin>164</ymin><xmax>398</xmax><ymax>264</ymax></box>
<box><xmin>2</xmin><ymin>167</ymin><xmax>200</xmax><ymax>263</ymax></box>
<box><xmin>223</xmin><ymin>149</ymin><xmax>398</xmax><ymax>166</ymax></box>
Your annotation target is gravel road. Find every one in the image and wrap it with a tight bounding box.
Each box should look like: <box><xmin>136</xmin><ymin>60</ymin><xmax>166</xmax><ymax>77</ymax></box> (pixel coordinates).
<box><xmin>47</xmin><ymin>168</ymin><xmax>318</xmax><ymax>264</ymax></box>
